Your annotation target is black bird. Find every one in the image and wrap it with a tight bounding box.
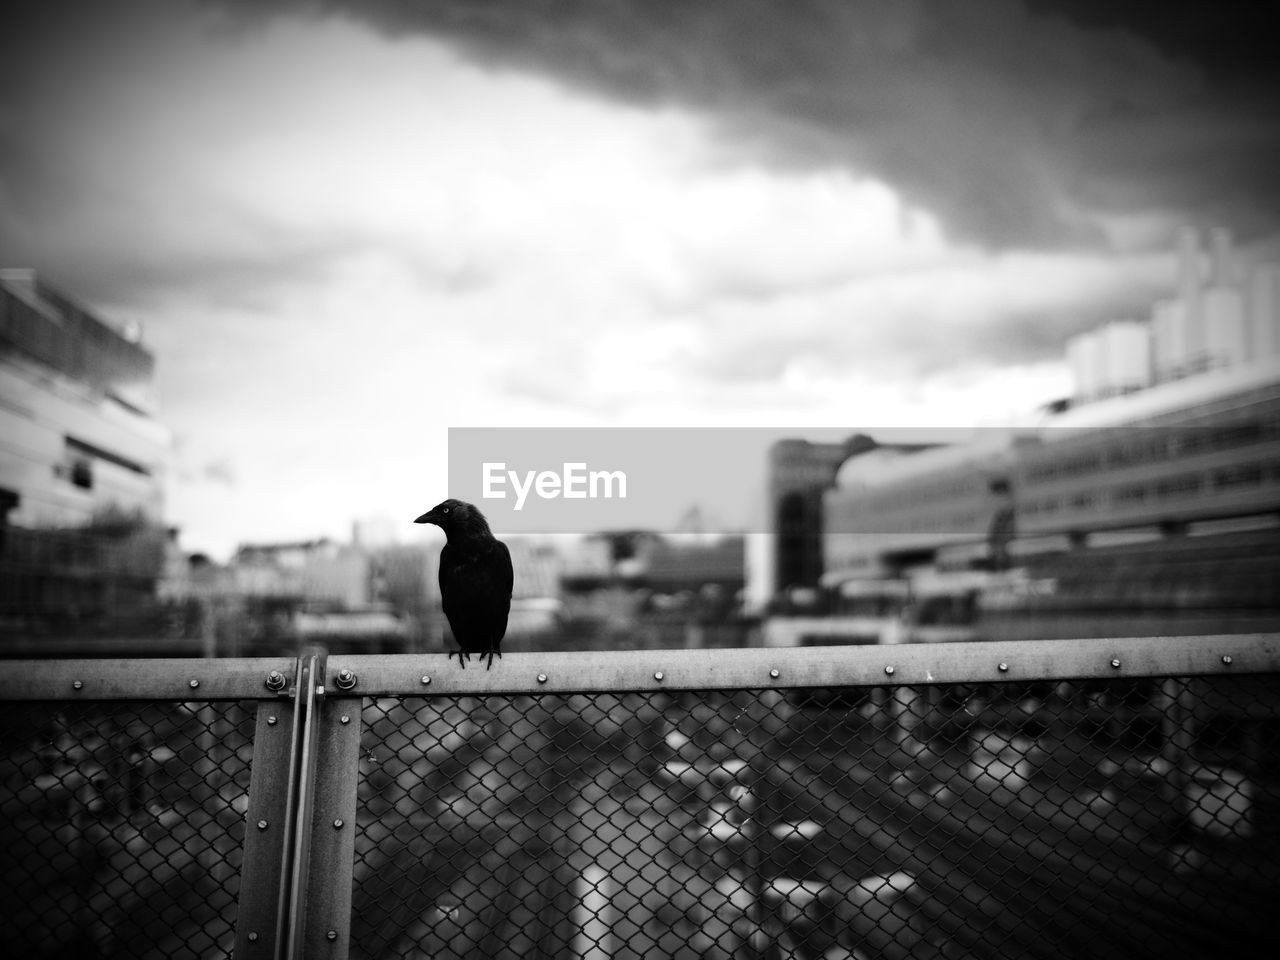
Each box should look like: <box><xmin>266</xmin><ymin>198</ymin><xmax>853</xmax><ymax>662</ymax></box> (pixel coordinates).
<box><xmin>414</xmin><ymin>499</ymin><xmax>512</xmax><ymax>669</ymax></box>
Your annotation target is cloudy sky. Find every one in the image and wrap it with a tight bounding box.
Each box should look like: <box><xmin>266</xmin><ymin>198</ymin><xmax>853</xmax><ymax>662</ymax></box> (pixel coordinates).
<box><xmin>3</xmin><ymin>1</ymin><xmax>1278</xmax><ymax>558</ymax></box>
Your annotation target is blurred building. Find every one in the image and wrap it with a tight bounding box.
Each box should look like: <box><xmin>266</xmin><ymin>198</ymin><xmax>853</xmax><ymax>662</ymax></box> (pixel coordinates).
<box><xmin>201</xmin><ymin>533</ymin><xmax>568</xmax><ymax>654</ymax></box>
<box><xmin>764</xmin><ymin>434</ymin><xmax>940</xmax><ymax>605</ymax></box>
<box><xmin>768</xmin><ymin>437</ymin><xmax>866</xmax><ymax>598</ymax></box>
<box><xmin>502</xmin><ymin>537</ymin><xmax>565</xmax><ymax>641</ymax></box>
<box><xmin>559</xmin><ymin>535</ymin><xmax>615</xmax><ymax>591</ymax></box>
<box><xmin>557</xmin><ymin>529</ymin><xmax>744</xmax><ymax>598</ymax></box>
<box><xmin>214</xmin><ymin>538</ymin><xmax>417</xmax><ymax>654</ymax></box>
<box><xmin>549</xmin><ymin>529</ymin><xmax>749</xmax><ymax>649</ymax></box>
<box><xmin>352</xmin><ymin>514</ymin><xmax>398</xmax><ymax>550</ymax></box>
<box><xmin>232</xmin><ymin>538</ymin><xmax>371</xmax><ymax>609</ymax></box>
<box><xmin>638</xmin><ymin>535</ymin><xmax>745</xmax><ymax>598</ymax></box>
<box><xmin>805</xmin><ymin>227</ymin><xmax>1280</xmax><ymax>644</ymax></box>
<box><xmin>1</xmin><ymin>269</ymin><xmax>178</xmax><ymax>655</ymax></box>
<box><xmin>0</xmin><ymin>269</ymin><xmax>168</xmax><ymax>526</ymax></box>
<box><xmin>822</xmin><ymin>432</ymin><xmax>1027</xmax><ymax>585</ymax></box>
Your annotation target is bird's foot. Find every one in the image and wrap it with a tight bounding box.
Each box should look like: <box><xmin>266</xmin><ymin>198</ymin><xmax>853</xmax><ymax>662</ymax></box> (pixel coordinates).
<box><xmin>447</xmin><ymin>649</ymin><xmax>470</xmax><ymax>669</ymax></box>
<box><xmin>483</xmin><ymin>649</ymin><xmax>501</xmax><ymax>670</ymax></box>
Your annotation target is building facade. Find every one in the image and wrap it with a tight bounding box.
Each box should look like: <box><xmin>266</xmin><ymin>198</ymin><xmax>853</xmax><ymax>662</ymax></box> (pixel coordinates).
<box><xmin>1</xmin><ymin>269</ymin><xmax>175</xmax><ymax>653</ymax></box>
<box><xmin>813</xmin><ymin>227</ymin><xmax>1280</xmax><ymax>643</ymax></box>
<box><xmin>1</xmin><ymin>269</ymin><xmax>169</xmax><ymax>527</ymax></box>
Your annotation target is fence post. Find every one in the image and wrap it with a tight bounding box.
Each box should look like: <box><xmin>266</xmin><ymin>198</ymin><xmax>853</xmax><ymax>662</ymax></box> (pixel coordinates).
<box><xmin>1158</xmin><ymin>676</ymin><xmax>1197</xmax><ymax>827</ymax></box>
<box><xmin>300</xmin><ymin>694</ymin><xmax>363</xmax><ymax>959</ymax></box>
<box><xmin>235</xmin><ymin>697</ymin><xmax>298</xmax><ymax>960</ymax></box>
<box><xmin>231</xmin><ymin>658</ymin><xmax>363</xmax><ymax>959</ymax></box>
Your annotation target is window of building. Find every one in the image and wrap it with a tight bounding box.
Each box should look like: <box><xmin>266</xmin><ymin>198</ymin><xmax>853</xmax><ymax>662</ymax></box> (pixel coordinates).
<box><xmin>59</xmin><ymin>435</ymin><xmax>151</xmax><ymax>492</ymax></box>
<box><xmin>69</xmin><ymin>455</ymin><xmax>93</xmax><ymax>489</ymax></box>
<box><xmin>64</xmin><ymin>435</ymin><xmax>149</xmax><ymax>476</ymax></box>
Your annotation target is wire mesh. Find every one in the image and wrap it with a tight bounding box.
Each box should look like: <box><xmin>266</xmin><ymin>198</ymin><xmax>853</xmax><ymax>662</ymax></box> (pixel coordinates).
<box><xmin>0</xmin><ymin>698</ymin><xmax>257</xmax><ymax>958</ymax></box>
<box><xmin>348</xmin><ymin>675</ymin><xmax>1278</xmax><ymax>960</ymax></box>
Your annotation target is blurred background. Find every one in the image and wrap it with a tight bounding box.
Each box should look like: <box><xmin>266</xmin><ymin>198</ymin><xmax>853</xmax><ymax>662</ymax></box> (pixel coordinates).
<box><xmin>4</xmin><ymin>6</ymin><xmax>1280</xmax><ymax>958</ymax></box>
<box><xmin>2</xmin><ymin>0</ymin><xmax>1278</xmax><ymax>657</ymax></box>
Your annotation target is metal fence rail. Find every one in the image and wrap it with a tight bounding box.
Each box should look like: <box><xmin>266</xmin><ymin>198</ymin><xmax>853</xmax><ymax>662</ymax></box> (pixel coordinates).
<box><xmin>1</xmin><ymin>637</ymin><xmax>1278</xmax><ymax>959</ymax></box>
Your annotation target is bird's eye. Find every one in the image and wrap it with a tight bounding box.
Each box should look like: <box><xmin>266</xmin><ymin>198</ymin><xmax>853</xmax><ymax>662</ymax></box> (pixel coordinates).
<box><xmin>441</xmin><ymin>507</ymin><xmax>450</xmax><ymax>514</ymax></box>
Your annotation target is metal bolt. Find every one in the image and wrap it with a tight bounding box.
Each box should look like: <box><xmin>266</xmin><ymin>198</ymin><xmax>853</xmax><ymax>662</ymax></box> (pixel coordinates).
<box><xmin>420</xmin><ymin>675</ymin><xmax>431</xmax><ymax>685</ymax></box>
<box><xmin>267</xmin><ymin>716</ymin><xmax>278</xmax><ymax>725</ymax></box>
<box><xmin>326</xmin><ymin>930</ymin><xmax>338</xmax><ymax>942</ymax></box>
<box><xmin>72</xmin><ymin>680</ymin><xmax>83</xmax><ymax>690</ymax></box>
<box><xmin>1221</xmin><ymin>655</ymin><xmax>1233</xmax><ymax>665</ymax></box>
<box><xmin>998</xmin><ymin>662</ymin><xmax>1009</xmax><ymax>673</ymax></box>
<box><xmin>884</xmin><ymin>665</ymin><xmax>895</xmax><ymax>676</ymax></box>
<box><xmin>340</xmin><ymin>714</ymin><xmax>350</xmax><ymax>724</ymax></box>
<box><xmin>335</xmin><ymin>669</ymin><xmax>356</xmax><ymax>690</ymax></box>
<box><xmin>247</xmin><ymin>931</ymin><xmax>259</xmax><ymax>943</ymax></box>
<box><xmin>189</xmin><ymin>679</ymin><xmax>200</xmax><ymax>689</ymax></box>
<box><xmin>1110</xmin><ymin>658</ymin><xmax>1121</xmax><ymax>669</ymax></box>
<box><xmin>654</xmin><ymin>671</ymin><xmax>664</xmax><ymax>681</ymax></box>
<box><xmin>537</xmin><ymin>674</ymin><xmax>547</xmax><ymax>683</ymax></box>
<box><xmin>265</xmin><ymin>670</ymin><xmax>286</xmax><ymax>691</ymax></box>
<box><xmin>257</xmin><ymin>819</ymin><xmax>268</xmax><ymax>831</ymax></box>
<box><xmin>769</xmin><ymin>668</ymin><xmax>780</xmax><ymax>679</ymax></box>
<box><xmin>333</xmin><ymin>818</ymin><xmax>344</xmax><ymax>829</ymax></box>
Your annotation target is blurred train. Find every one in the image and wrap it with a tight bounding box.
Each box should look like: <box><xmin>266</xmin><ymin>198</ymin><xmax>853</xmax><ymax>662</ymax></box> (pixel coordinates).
<box><xmin>765</xmin><ymin>363</ymin><xmax>1280</xmax><ymax>646</ymax></box>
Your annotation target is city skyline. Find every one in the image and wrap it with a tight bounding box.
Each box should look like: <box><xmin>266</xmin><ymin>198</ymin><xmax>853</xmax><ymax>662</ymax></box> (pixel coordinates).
<box><xmin>3</xmin><ymin>1</ymin><xmax>1278</xmax><ymax>559</ymax></box>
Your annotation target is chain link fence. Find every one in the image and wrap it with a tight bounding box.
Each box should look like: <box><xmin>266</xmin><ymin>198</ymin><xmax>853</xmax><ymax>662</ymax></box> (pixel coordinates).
<box><xmin>1</xmin><ymin>697</ymin><xmax>256</xmax><ymax>958</ymax></box>
<box><xmin>0</xmin><ymin>640</ymin><xmax>1277</xmax><ymax>958</ymax></box>
<box><xmin>346</xmin><ymin>674</ymin><xmax>1277</xmax><ymax>960</ymax></box>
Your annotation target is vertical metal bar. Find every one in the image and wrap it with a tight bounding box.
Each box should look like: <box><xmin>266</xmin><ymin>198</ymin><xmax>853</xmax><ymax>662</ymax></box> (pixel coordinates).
<box><xmin>892</xmin><ymin>683</ymin><xmax>919</xmax><ymax>746</ymax></box>
<box><xmin>301</xmin><ymin>695</ymin><xmax>363</xmax><ymax>959</ymax></box>
<box><xmin>1159</xmin><ymin>676</ymin><xmax>1197</xmax><ymax>825</ymax></box>
<box><xmin>283</xmin><ymin>655</ymin><xmax>321</xmax><ymax>960</ymax></box>
<box><xmin>201</xmin><ymin>597</ymin><xmax>218</xmax><ymax>658</ymax></box>
<box><xmin>742</xmin><ymin>765</ymin><xmax>769</xmax><ymax>960</ymax></box>
<box><xmin>235</xmin><ymin>699</ymin><xmax>297</xmax><ymax>960</ymax></box>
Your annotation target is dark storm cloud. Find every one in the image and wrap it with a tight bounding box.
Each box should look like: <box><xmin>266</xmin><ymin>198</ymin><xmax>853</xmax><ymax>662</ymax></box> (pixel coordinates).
<box><xmin>5</xmin><ymin>0</ymin><xmax>1277</xmax><ymax>265</ymax></box>
<box><xmin>0</xmin><ymin>2</ymin><xmax>311</xmax><ymax>304</ymax></box>
<box><xmin>198</xmin><ymin>0</ymin><xmax>1280</xmax><ymax>249</ymax></box>
<box><xmin>0</xmin><ymin>1</ymin><xmax>499</xmax><ymax>308</ymax></box>
<box><xmin>2</xmin><ymin>0</ymin><xmax>1275</xmax><ymax>410</ymax></box>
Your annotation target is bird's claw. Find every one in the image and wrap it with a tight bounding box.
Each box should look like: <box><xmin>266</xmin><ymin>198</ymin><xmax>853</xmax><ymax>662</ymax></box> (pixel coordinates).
<box><xmin>446</xmin><ymin>650</ymin><xmax>500</xmax><ymax>669</ymax></box>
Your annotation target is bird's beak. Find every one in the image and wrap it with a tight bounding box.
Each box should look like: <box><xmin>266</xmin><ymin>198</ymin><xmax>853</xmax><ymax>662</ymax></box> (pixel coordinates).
<box><xmin>414</xmin><ymin>510</ymin><xmax>437</xmax><ymax>525</ymax></box>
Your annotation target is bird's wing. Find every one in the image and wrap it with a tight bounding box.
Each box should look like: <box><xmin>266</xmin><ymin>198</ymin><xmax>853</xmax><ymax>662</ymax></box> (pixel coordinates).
<box><xmin>495</xmin><ymin>539</ymin><xmax>514</xmax><ymax>600</ymax></box>
<box><xmin>437</xmin><ymin>540</ymin><xmax>513</xmax><ymax>649</ymax></box>
<box><xmin>437</xmin><ymin>543</ymin><xmax>453</xmax><ymax>593</ymax></box>
<box><xmin>491</xmin><ymin>539</ymin><xmax>513</xmax><ymax>644</ymax></box>
<box><xmin>437</xmin><ymin>543</ymin><xmax>466</xmax><ymax>624</ymax></box>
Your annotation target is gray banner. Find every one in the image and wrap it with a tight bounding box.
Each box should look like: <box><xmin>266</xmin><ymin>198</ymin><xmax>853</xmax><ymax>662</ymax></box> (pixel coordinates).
<box><xmin>447</xmin><ymin>424</ymin><xmax>1274</xmax><ymax>536</ymax></box>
